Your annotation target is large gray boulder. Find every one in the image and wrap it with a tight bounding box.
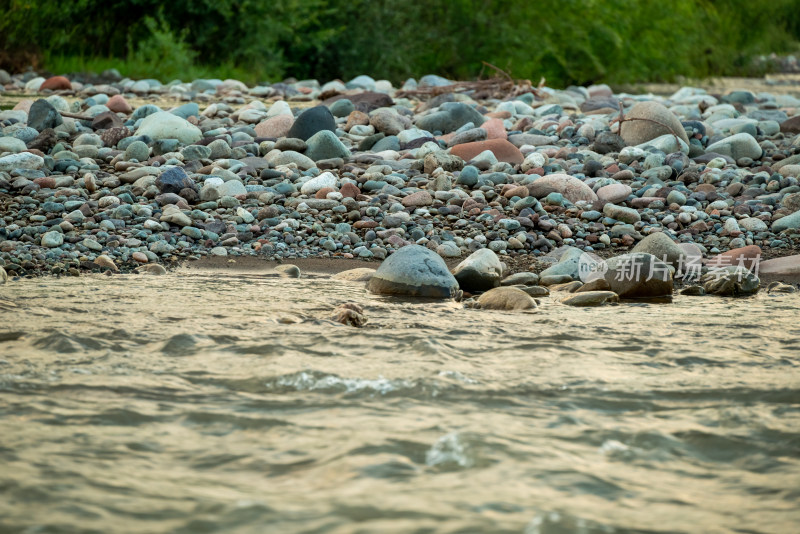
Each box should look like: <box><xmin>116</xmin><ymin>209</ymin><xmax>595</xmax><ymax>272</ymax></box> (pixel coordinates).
<box><xmin>631</xmin><ymin>232</ymin><xmax>685</xmax><ymax>268</ymax></box>
<box><xmin>603</xmin><ymin>253</ymin><xmax>673</xmax><ymax>298</ymax></box>
<box><xmin>367</xmin><ymin>245</ymin><xmax>459</xmax><ymax>298</ymax></box>
<box><xmin>452</xmin><ymin>248</ymin><xmax>503</xmax><ymax>292</ymax></box>
<box><xmin>619</xmin><ymin>101</ymin><xmax>690</xmax><ymax>146</ymax></box>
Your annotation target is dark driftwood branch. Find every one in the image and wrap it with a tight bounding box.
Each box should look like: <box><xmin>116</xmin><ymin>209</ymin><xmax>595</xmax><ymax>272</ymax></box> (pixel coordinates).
<box><xmin>395</xmin><ymin>62</ymin><xmax>542</xmax><ymax>101</ymax></box>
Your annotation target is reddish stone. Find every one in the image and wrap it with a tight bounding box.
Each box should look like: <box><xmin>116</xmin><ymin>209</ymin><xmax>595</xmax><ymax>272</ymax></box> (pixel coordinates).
<box><xmin>695</xmin><ymin>183</ymin><xmax>717</xmax><ymax>194</ymax></box>
<box><xmin>449</xmin><ymin>139</ymin><xmax>523</xmax><ymax>165</ymax></box>
<box><xmin>254</xmin><ymin>115</ymin><xmax>293</xmax><ymax>138</ymax></box>
<box><xmin>706</xmin><ymin>245</ymin><xmax>762</xmax><ymax>272</ymax></box>
<box><xmin>401</xmin><ymin>190</ymin><xmax>433</xmax><ymax>207</ymax></box>
<box><xmin>340</xmin><ymin>182</ymin><xmax>360</xmax><ymax>198</ymax></box>
<box><xmin>107</xmin><ymin>94</ymin><xmax>132</xmax><ymax>114</ymax></box>
<box><xmin>482</xmin><ymin>118</ymin><xmax>507</xmax><ymax>140</ymax></box>
<box><xmin>40</xmin><ymin>76</ymin><xmax>72</xmax><ymax>91</ymax></box>
<box><xmin>315</xmin><ymin>187</ymin><xmax>334</xmax><ymax>199</ymax></box>
<box><xmin>512</xmin><ymin>117</ymin><xmax>533</xmax><ymax>132</ymax></box>
<box><xmin>504</xmin><ymin>185</ymin><xmax>529</xmax><ymax>198</ymax></box>
<box><xmin>34</xmin><ymin>176</ymin><xmax>56</xmax><ymax>189</ymax></box>
<box><xmin>345</xmin><ymin>110</ymin><xmax>370</xmax><ymax>131</ymax></box>
<box><xmin>354</xmin><ymin>220</ymin><xmax>378</xmax><ymax>229</ymax></box>
<box><xmin>132</xmin><ymin>252</ymin><xmax>149</xmax><ymax>263</ymax></box>
<box><xmin>780</xmin><ymin>115</ymin><xmax>800</xmax><ymax>134</ymax></box>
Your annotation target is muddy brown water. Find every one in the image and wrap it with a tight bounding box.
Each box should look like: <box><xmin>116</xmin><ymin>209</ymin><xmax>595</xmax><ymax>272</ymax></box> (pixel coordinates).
<box><xmin>1</xmin><ymin>267</ymin><xmax>799</xmax><ymax>533</ymax></box>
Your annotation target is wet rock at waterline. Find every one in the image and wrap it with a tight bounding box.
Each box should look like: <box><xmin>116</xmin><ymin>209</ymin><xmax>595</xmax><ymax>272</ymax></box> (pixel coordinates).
<box><xmin>476</xmin><ymin>286</ymin><xmax>538</xmax><ymax>311</ymax></box>
<box><xmin>452</xmin><ymin>249</ymin><xmax>504</xmax><ymax>292</ymax></box>
<box><xmin>367</xmin><ymin>245</ymin><xmax>459</xmax><ymax>298</ymax></box>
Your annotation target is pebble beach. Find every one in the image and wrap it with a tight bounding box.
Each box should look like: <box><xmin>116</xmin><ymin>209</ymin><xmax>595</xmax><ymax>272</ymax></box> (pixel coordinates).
<box><xmin>1</xmin><ymin>68</ymin><xmax>800</xmax><ymax>300</ymax></box>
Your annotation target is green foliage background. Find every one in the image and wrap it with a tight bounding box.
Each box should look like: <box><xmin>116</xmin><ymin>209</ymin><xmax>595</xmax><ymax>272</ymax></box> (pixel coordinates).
<box><xmin>1</xmin><ymin>0</ymin><xmax>798</xmax><ymax>86</ymax></box>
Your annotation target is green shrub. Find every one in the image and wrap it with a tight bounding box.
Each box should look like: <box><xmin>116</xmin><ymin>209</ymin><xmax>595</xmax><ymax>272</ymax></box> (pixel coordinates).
<box><xmin>1</xmin><ymin>0</ymin><xmax>798</xmax><ymax>86</ymax></box>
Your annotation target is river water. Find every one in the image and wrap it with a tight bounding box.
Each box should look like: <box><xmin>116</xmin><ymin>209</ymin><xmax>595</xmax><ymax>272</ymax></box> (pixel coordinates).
<box><xmin>1</xmin><ymin>268</ymin><xmax>799</xmax><ymax>534</ymax></box>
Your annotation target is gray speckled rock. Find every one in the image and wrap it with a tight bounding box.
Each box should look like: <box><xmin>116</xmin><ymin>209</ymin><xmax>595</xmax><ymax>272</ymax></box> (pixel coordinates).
<box><xmin>304</xmin><ymin>130</ymin><xmax>350</xmax><ymax>161</ymax></box>
<box><xmin>367</xmin><ymin>245</ymin><xmax>458</xmax><ymax>298</ymax></box>
<box><xmin>772</xmin><ymin>211</ymin><xmax>800</xmax><ymax>232</ymax></box>
<box><xmin>452</xmin><ymin>248</ymin><xmax>503</xmax><ymax>291</ymax></box>
<box><xmin>706</xmin><ymin>132</ymin><xmax>762</xmax><ymax>160</ymax></box>
<box><xmin>0</xmin><ymin>152</ymin><xmax>44</xmax><ymax>171</ymax></box>
<box><xmin>539</xmin><ymin>247</ymin><xmax>584</xmax><ymax>280</ymax></box>
<box><xmin>701</xmin><ymin>266</ymin><xmax>760</xmax><ymax>296</ymax></box>
<box><xmin>416</xmin><ymin>102</ymin><xmax>486</xmax><ymax>134</ymax></box>
<box><xmin>603</xmin><ymin>253</ymin><xmax>673</xmax><ymax>298</ymax></box>
<box><xmin>631</xmin><ymin>232</ymin><xmax>684</xmax><ymax>267</ymax></box>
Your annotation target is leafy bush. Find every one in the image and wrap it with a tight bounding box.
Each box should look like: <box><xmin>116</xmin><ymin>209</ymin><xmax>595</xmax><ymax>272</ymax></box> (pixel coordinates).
<box><xmin>1</xmin><ymin>0</ymin><xmax>798</xmax><ymax>86</ymax></box>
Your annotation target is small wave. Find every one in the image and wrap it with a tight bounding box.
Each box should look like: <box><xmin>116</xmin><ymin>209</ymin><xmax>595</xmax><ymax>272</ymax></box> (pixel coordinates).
<box><xmin>266</xmin><ymin>370</ymin><xmax>434</xmax><ymax>398</ymax></box>
<box><xmin>425</xmin><ymin>432</ymin><xmax>475</xmax><ymax>470</ymax></box>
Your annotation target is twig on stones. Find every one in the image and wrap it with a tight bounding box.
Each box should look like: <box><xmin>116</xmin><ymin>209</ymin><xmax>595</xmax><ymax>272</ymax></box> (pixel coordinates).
<box><xmin>57</xmin><ymin>110</ymin><xmax>94</xmax><ymax>121</ymax></box>
<box><xmin>615</xmin><ymin>101</ymin><xmax>682</xmax><ymax>145</ymax></box>
<box><xmin>395</xmin><ymin>62</ymin><xmax>542</xmax><ymax>101</ymax></box>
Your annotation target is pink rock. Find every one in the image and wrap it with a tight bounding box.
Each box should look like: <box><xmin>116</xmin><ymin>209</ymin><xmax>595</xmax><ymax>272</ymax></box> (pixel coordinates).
<box><xmin>757</xmin><ymin>255</ymin><xmax>800</xmax><ymax>276</ymax></box>
<box><xmin>401</xmin><ymin>191</ymin><xmax>433</xmax><ymax>207</ymax></box>
<box><xmin>450</xmin><ymin>139</ymin><xmax>523</xmax><ymax>164</ymax></box>
<box><xmin>482</xmin><ymin>118</ymin><xmax>507</xmax><ymax>140</ymax></box>
<box><xmin>255</xmin><ymin>115</ymin><xmax>294</xmax><ymax>138</ymax></box>
<box><xmin>527</xmin><ymin>173</ymin><xmax>598</xmax><ymax>204</ymax></box>
<box><xmin>40</xmin><ymin>76</ymin><xmax>72</xmax><ymax>91</ymax></box>
<box><xmin>132</xmin><ymin>252</ymin><xmax>149</xmax><ymax>263</ymax></box>
<box><xmin>706</xmin><ymin>245</ymin><xmax>762</xmax><ymax>272</ymax></box>
<box><xmin>107</xmin><ymin>94</ymin><xmax>132</xmax><ymax>114</ymax></box>
<box><xmin>597</xmin><ymin>183</ymin><xmax>632</xmax><ymax>204</ymax></box>
<box><xmin>13</xmin><ymin>99</ymin><xmax>33</xmax><ymax>113</ymax></box>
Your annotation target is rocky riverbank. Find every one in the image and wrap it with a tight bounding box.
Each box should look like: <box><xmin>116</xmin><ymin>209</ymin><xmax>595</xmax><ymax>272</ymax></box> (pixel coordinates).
<box><xmin>0</xmin><ymin>69</ymin><xmax>799</xmax><ymax>298</ymax></box>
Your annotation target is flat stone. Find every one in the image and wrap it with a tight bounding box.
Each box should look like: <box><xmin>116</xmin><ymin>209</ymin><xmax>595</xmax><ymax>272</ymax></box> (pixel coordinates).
<box><xmin>528</xmin><ymin>174</ymin><xmax>598</xmax><ymax>204</ymax></box>
<box><xmin>477</xmin><ymin>287</ymin><xmax>537</xmax><ymax>310</ymax></box>
<box><xmin>450</xmin><ymin>139</ymin><xmax>523</xmax><ymax>164</ymax></box>
<box><xmin>596</xmin><ymin>183</ymin><xmax>631</xmax><ymax>204</ymax></box>
<box><xmin>559</xmin><ymin>291</ymin><xmax>620</xmax><ymax>306</ymax></box>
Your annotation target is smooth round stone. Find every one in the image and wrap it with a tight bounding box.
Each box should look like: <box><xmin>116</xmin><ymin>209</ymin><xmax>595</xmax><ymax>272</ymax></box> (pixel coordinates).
<box><xmin>124</xmin><ymin>140</ymin><xmax>150</xmax><ymax>162</ymax></box>
<box><xmin>477</xmin><ymin>286</ymin><xmax>537</xmax><ymax>310</ymax></box>
<box><xmin>666</xmin><ymin>190</ymin><xmax>686</xmax><ymax>206</ymax></box>
<box><xmin>329</xmin><ymin>99</ymin><xmax>354</xmax><ymax>118</ymax></box>
<box><xmin>367</xmin><ymin>244</ymin><xmax>459</xmax><ymax>298</ymax></box>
